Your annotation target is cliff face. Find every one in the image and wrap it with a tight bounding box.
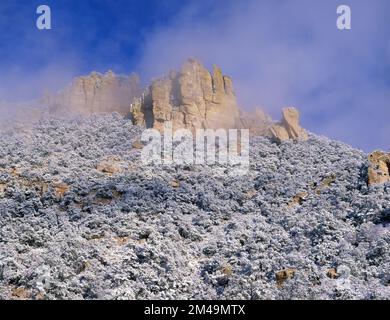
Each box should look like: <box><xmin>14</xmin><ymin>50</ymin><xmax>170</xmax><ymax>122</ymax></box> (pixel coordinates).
<box><xmin>45</xmin><ymin>71</ymin><xmax>141</xmax><ymax>116</ymax></box>
<box><xmin>43</xmin><ymin>58</ymin><xmax>308</xmax><ymax>142</ymax></box>
<box><xmin>130</xmin><ymin>59</ymin><xmax>242</xmax><ymax>132</ymax></box>
<box><xmin>129</xmin><ymin>59</ymin><xmax>308</xmax><ymax>141</ymax></box>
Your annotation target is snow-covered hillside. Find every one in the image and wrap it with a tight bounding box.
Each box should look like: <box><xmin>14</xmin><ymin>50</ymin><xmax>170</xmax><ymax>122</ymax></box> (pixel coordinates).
<box><xmin>0</xmin><ymin>114</ymin><xmax>389</xmax><ymax>299</ymax></box>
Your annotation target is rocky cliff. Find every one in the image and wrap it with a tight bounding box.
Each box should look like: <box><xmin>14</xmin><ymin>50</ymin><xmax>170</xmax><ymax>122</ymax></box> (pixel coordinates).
<box><xmin>43</xmin><ymin>59</ymin><xmax>308</xmax><ymax>141</ymax></box>
<box><xmin>45</xmin><ymin>71</ymin><xmax>141</xmax><ymax>116</ymax></box>
<box><xmin>130</xmin><ymin>59</ymin><xmax>242</xmax><ymax>132</ymax></box>
<box><xmin>129</xmin><ymin>59</ymin><xmax>308</xmax><ymax>141</ymax></box>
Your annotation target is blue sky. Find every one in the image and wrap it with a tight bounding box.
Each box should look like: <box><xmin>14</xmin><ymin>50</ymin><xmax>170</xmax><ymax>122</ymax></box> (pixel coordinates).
<box><xmin>0</xmin><ymin>0</ymin><xmax>389</xmax><ymax>151</ymax></box>
<box><xmin>0</xmin><ymin>0</ymin><xmax>188</xmax><ymax>92</ymax></box>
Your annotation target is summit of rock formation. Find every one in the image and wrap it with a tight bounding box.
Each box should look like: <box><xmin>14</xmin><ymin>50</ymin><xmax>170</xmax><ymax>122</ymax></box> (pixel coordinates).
<box><xmin>269</xmin><ymin>107</ymin><xmax>309</xmax><ymax>143</ymax></box>
<box><xmin>45</xmin><ymin>71</ymin><xmax>141</xmax><ymax>116</ymax></box>
<box><xmin>130</xmin><ymin>59</ymin><xmax>243</xmax><ymax>132</ymax></box>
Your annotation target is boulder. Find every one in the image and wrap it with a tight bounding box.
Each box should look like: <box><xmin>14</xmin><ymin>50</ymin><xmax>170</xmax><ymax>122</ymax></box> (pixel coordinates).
<box><xmin>132</xmin><ymin>140</ymin><xmax>144</xmax><ymax>149</ymax></box>
<box><xmin>270</xmin><ymin>107</ymin><xmax>308</xmax><ymax>143</ymax></box>
<box><xmin>11</xmin><ymin>287</ymin><xmax>31</xmax><ymax>299</ymax></box>
<box><xmin>269</xmin><ymin>124</ymin><xmax>290</xmax><ymax>143</ymax></box>
<box><xmin>170</xmin><ymin>180</ymin><xmax>180</xmax><ymax>188</ymax></box>
<box><xmin>53</xmin><ymin>181</ymin><xmax>70</xmax><ymax>199</ymax></box>
<box><xmin>367</xmin><ymin>151</ymin><xmax>390</xmax><ymax>185</ymax></box>
<box><xmin>326</xmin><ymin>268</ymin><xmax>339</xmax><ymax>279</ymax></box>
<box><xmin>275</xmin><ymin>268</ymin><xmax>297</xmax><ymax>287</ymax></box>
<box><xmin>288</xmin><ymin>192</ymin><xmax>308</xmax><ymax>207</ymax></box>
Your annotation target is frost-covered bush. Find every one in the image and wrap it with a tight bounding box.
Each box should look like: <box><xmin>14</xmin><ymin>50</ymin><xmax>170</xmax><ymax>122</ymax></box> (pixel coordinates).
<box><xmin>0</xmin><ymin>113</ymin><xmax>389</xmax><ymax>300</ymax></box>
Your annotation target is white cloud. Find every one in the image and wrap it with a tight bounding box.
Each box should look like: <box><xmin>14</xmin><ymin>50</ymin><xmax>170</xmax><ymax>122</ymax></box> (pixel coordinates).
<box><xmin>136</xmin><ymin>0</ymin><xmax>390</xmax><ymax>151</ymax></box>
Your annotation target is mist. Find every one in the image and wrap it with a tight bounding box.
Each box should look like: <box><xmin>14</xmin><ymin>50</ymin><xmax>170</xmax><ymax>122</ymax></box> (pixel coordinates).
<box><xmin>136</xmin><ymin>0</ymin><xmax>390</xmax><ymax>151</ymax></box>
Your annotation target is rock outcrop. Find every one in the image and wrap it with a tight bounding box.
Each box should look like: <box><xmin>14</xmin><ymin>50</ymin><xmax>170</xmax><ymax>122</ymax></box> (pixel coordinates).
<box><xmin>326</xmin><ymin>268</ymin><xmax>340</xmax><ymax>279</ymax></box>
<box><xmin>275</xmin><ymin>268</ymin><xmax>297</xmax><ymax>287</ymax></box>
<box><xmin>45</xmin><ymin>71</ymin><xmax>141</xmax><ymax>116</ymax></box>
<box><xmin>130</xmin><ymin>59</ymin><xmax>242</xmax><ymax>132</ymax></box>
<box><xmin>41</xmin><ymin>59</ymin><xmax>308</xmax><ymax>141</ymax></box>
<box><xmin>367</xmin><ymin>151</ymin><xmax>390</xmax><ymax>185</ymax></box>
<box><xmin>269</xmin><ymin>107</ymin><xmax>308</xmax><ymax>143</ymax></box>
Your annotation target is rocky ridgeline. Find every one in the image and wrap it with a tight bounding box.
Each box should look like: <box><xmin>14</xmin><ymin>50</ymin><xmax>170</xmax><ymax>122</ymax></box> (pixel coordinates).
<box><xmin>39</xmin><ymin>58</ymin><xmax>389</xmax><ymax>186</ymax></box>
<box><xmin>130</xmin><ymin>59</ymin><xmax>308</xmax><ymax>140</ymax></box>
<box><xmin>44</xmin><ymin>59</ymin><xmax>307</xmax><ymax>141</ymax></box>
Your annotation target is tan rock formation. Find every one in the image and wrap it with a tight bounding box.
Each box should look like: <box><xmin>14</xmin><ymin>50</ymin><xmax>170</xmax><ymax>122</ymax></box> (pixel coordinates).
<box><xmin>170</xmin><ymin>180</ymin><xmax>180</xmax><ymax>188</ymax></box>
<box><xmin>269</xmin><ymin>124</ymin><xmax>290</xmax><ymax>143</ymax></box>
<box><xmin>269</xmin><ymin>107</ymin><xmax>308</xmax><ymax>143</ymax></box>
<box><xmin>11</xmin><ymin>287</ymin><xmax>31</xmax><ymax>300</ymax></box>
<box><xmin>41</xmin><ymin>58</ymin><xmax>309</xmax><ymax>142</ymax></box>
<box><xmin>53</xmin><ymin>181</ymin><xmax>70</xmax><ymax>199</ymax></box>
<box><xmin>275</xmin><ymin>268</ymin><xmax>297</xmax><ymax>287</ymax></box>
<box><xmin>367</xmin><ymin>151</ymin><xmax>390</xmax><ymax>185</ymax></box>
<box><xmin>326</xmin><ymin>268</ymin><xmax>339</xmax><ymax>279</ymax></box>
<box><xmin>0</xmin><ymin>183</ymin><xmax>6</xmax><ymax>197</ymax></box>
<box><xmin>288</xmin><ymin>192</ymin><xmax>308</xmax><ymax>207</ymax></box>
<box><xmin>45</xmin><ymin>71</ymin><xmax>141</xmax><ymax>116</ymax></box>
<box><xmin>287</xmin><ymin>175</ymin><xmax>337</xmax><ymax>209</ymax></box>
<box><xmin>315</xmin><ymin>174</ymin><xmax>336</xmax><ymax>194</ymax></box>
<box><xmin>130</xmin><ymin>59</ymin><xmax>241</xmax><ymax>132</ymax></box>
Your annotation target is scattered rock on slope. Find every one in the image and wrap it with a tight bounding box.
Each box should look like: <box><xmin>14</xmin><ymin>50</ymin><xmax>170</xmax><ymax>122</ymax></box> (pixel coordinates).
<box><xmin>96</xmin><ymin>156</ymin><xmax>125</xmax><ymax>175</ymax></box>
<box><xmin>276</xmin><ymin>269</ymin><xmax>297</xmax><ymax>287</ymax></box>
